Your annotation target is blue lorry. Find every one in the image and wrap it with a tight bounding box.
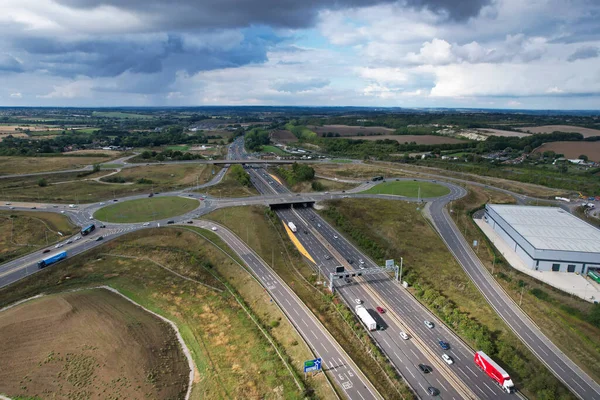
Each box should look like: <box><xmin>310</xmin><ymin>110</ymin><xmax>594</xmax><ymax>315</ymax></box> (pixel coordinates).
<box><xmin>38</xmin><ymin>251</ymin><xmax>67</xmax><ymax>269</ymax></box>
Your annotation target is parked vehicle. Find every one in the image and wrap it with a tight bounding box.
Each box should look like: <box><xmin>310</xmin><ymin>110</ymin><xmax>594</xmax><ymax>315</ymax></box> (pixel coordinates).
<box><xmin>38</xmin><ymin>251</ymin><xmax>67</xmax><ymax>268</ymax></box>
<box><xmin>355</xmin><ymin>305</ymin><xmax>377</xmax><ymax>331</ymax></box>
<box><xmin>474</xmin><ymin>351</ymin><xmax>515</xmax><ymax>393</ymax></box>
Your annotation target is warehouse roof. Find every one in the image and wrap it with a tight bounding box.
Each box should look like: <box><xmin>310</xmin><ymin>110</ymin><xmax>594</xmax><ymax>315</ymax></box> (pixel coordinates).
<box><xmin>487</xmin><ymin>205</ymin><xmax>600</xmax><ymax>253</ymax></box>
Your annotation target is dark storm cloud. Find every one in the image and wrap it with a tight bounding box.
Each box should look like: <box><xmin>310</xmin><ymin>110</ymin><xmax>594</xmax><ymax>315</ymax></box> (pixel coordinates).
<box><xmin>13</xmin><ymin>32</ymin><xmax>277</xmax><ymax>79</ymax></box>
<box><xmin>568</xmin><ymin>46</ymin><xmax>599</xmax><ymax>62</ymax></box>
<box><xmin>56</xmin><ymin>0</ymin><xmax>491</xmax><ymax>27</ymax></box>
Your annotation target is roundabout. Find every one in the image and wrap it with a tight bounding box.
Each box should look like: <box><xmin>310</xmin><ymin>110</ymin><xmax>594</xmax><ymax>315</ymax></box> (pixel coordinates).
<box><xmin>93</xmin><ymin>196</ymin><xmax>199</xmax><ymax>223</ymax></box>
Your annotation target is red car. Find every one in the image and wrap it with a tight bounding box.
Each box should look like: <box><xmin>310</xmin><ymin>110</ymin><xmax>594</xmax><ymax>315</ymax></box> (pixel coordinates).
<box><xmin>376</xmin><ymin>306</ymin><xmax>385</xmax><ymax>314</ymax></box>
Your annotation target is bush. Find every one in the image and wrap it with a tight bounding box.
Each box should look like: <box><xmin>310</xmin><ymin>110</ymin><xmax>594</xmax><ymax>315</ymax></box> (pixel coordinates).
<box><xmin>311</xmin><ymin>181</ymin><xmax>325</xmax><ymax>191</ymax></box>
<box><xmin>530</xmin><ymin>288</ymin><xmax>550</xmax><ymax>301</ymax></box>
<box><xmin>230</xmin><ymin>164</ymin><xmax>251</xmax><ymax>186</ymax></box>
<box><xmin>101</xmin><ymin>176</ymin><xmax>128</xmax><ymax>183</ymax></box>
<box><xmin>136</xmin><ymin>178</ymin><xmax>153</xmax><ymax>184</ymax></box>
<box><xmin>37</xmin><ymin>178</ymin><xmax>48</xmax><ymax>187</ymax></box>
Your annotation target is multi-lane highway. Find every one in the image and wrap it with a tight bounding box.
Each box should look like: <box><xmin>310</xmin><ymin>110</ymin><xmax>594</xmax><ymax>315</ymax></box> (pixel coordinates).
<box><xmin>192</xmin><ymin>219</ymin><xmax>382</xmax><ymax>399</ymax></box>
<box><xmin>1</xmin><ymin>137</ymin><xmax>599</xmax><ymax>399</ymax></box>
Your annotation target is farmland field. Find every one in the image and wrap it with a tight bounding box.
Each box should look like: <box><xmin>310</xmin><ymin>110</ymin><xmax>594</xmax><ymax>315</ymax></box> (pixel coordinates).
<box><xmin>533</xmin><ymin>141</ymin><xmax>600</xmax><ymax>161</ymax></box>
<box><xmin>0</xmin><ymin>156</ymin><xmax>112</xmax><ymax>175</ymax></box>
<box><xmin>344</xmin><ymin>134</ymin><xmax>467</xmax><ymax>144</ymax></box>
<box><xmin>0</xmin><ymin>125</ymin><xmax>64</xmax><ymax>134</ymax></box>
<box><xmin>261</xmin><ymin>145</ymin><xmax>288</xmax><ymax>155</ymax></box>
<box><xmin>92</xmin><ymin>111</ymin><xmax>155</xmax><ymax>119</ymax></box>
<box><xmin>474</xmin><ymin>128</ymin><xmax>530</xmax><ymax>138</ymax></box>
<box><xmin>310</xmin><ymin>124</ymin><xmax>395</xmax><ymax>136</ymax></box>
<box><xmin>518</xmin><ymin>125</ymin><xmax>600</xmax><ymax>137</ymax></box>
<box><xmin>0</xmin><ymin>288</ymin><xmax>189</xmax><ymax>400</ymax></box>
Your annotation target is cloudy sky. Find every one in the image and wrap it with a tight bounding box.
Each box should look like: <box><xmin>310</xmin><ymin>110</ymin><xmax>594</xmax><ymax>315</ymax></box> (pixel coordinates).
<box><xmin>1</xmin><ymin>0</ymin><xmax>599</xmax><ymax>109</ymax></box>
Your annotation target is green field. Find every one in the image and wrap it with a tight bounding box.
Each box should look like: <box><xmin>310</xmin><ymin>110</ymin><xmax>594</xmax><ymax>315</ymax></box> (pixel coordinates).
<box><xmin>73</xmin><ymin>127</ymin><xmax>100</xmax><ymax>134</ymax></box>
<box><xmin>361</xmin><ymin>180</ymin><xmax>450</xmax><ymax>197</ymax></box>
<box><xmin>261</xmin><ymin>145</ymin><xmax>288</xmax><ymax>155</ymax></box>
<box><xmin>165</xmin><ymin>145</ymin><xmax>190</xmax><ymax>151</ymax></box>
<box><xmin>92</xmin><ymin>111</ymin><xmax>155</xmax><ymax>119</ymax></box>
<box><xmin>94</xmin><ymin>196</ymin><xmax>199</xmax><ymax>223</ymax></box>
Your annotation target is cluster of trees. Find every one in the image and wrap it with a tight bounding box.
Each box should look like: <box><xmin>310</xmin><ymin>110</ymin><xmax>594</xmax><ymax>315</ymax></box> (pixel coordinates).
<box><xmin>276</xmin><ymin>163</ymin><xmax>315</xmax><ymax>186</ymax></box>
<box><xmin>138</xmin><ymin>149</ymin><xmax>204</xmax><ymax>162</ymax></box>
<box><xmin>245</xmin><ymin>128</ymin><xmax>270</xmax><ymax>151</ymax></box>
<box><xmin>229</xmin><ymin>165</ymin><xmax>251</xmax><ymax>186</ymax></box>
<box><xmin>320</xmin><ymin>137</ymin><xmax>470</xmax><ymax>159</ymax></box>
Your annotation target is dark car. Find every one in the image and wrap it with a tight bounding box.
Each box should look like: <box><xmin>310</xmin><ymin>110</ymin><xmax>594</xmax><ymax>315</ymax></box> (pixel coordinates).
<box><xmin>427</xmin><ymin>387</ymin><xmax>440</xmax><ymax>396</ymax></box>
<box><xmin>31</xmin><ymin>206</ymin><xmax>37</xmax><ymax>209</ymax></box>
<box><xmin>439</xmin><ymin>340</ymin><xmax>450</xmax><ymax>350</ymax></box>
<box><xmin>149</xmin><ymin>193</ymin><xmax>154</xmax><ymax>197</ymax></box>
<box><xmin>186</xmin><ymin>220</ymin><xmax>193</xmax><ymax>224</ymax></box>
<box><xmin>418</xmin><ymin>364</ymin><xmax>432</xmax><ymax>374</ymax></box>
<box><xmin>113</xmin><ymin>199</ymin><xmax>118</xmax><ymax>202</ymax></box>
<box><xmin>43</xmin><ymin>249</ymin><xmax>51</xmax><ymax>254</ymax></box>
<box><xmin>346</xmin><ymin>258</ymin><xmax>353</xmax><ymax>264</ymax></box>
<box><xmin>96</xmin><ymin>236</ymin><xmax>104</xmax><ymax>241</ymax></box>
<box><xmin>167</xmin><ymin>220</ymin><xmax>175</xmax><ymax>224</ymax></box>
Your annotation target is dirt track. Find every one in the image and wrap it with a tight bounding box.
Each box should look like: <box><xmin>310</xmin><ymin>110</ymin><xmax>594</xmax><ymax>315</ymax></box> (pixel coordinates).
<box><xmin>0</xmin><ymin>288</ymin><xmax>189</xmax><ymax>400</ymax></box>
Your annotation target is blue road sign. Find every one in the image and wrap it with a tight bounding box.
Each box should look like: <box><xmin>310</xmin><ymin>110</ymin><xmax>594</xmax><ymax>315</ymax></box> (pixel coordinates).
<box><xmin>303</xmin><ymin>358</ymin><xmax>322</xmax><ymax>373</ymax></box>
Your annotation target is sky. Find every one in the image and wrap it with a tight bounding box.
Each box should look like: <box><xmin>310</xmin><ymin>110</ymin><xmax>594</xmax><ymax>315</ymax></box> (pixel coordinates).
<box><xmin>1</xmin><ymin>0</ymin><xmax>600</xmax><ymax>109</ymax></box>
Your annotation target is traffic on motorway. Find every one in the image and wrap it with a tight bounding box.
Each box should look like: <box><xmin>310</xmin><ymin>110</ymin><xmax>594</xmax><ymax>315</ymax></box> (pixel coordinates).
<box><xmin>0</xmin><ymin>137</ymin><xmax>598</xmax><ymax>400</ymax></box>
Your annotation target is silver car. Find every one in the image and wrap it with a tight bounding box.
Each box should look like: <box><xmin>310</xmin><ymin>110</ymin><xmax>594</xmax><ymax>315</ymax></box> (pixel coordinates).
<box><xmin>424</xmin><ymin>320</ymin><xmax>434</xmax><ymax>329</ymax></box>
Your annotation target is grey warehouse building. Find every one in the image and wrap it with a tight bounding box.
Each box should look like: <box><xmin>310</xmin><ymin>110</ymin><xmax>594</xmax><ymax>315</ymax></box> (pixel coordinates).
<box><xmin>484</xmin><ymin>205</ymin><xmax>600</xmax><ymax>274</ymax></box>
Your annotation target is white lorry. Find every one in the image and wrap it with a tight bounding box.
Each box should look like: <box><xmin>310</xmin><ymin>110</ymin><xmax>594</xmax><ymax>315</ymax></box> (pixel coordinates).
<box><xmin>355</xmin><ymin>305</ymin><xmax>377</xmax><ymax>331</ymax></box>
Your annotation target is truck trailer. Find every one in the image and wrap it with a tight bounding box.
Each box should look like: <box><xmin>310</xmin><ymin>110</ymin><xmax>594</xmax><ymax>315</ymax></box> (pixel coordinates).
<box><xmin>355</xmin><ymin>305</ymin><xmax>377</xmax><ymax>331</ymax></box>
<box><xmin>38</xmin><ymin>251</ymin><xmax>67</xmax><ymax>269</ymax></box>
<box><xmin>288</xmin><ymin>222</ymin><xmax>297</xmax><ymax>233</ymax></box>
<box><xmin>474</xmin><ymin>351</ymin><xmax>515</xmax><ymax>393</ymax></box>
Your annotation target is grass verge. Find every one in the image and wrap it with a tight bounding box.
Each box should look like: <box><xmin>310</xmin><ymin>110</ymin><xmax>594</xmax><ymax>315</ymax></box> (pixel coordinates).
<box><xmin>199</xmin><ymin>168</ymin><xmax>259</xmax><ymax>198</ymax></box>
<box><xmin>94</xmin><ymin>197</ymin><xmax>199</xmax><ymax>223</ymax></box>
<box><xmin>360</xmin><ymin>180</ymin><xmax>450</xmax><ymax>197</ymax></box>
<box><xmin>0</xmin><ymin>228</ymin><xmax>304</xmax><ymax>400</ymax></box>
<box><xmin>319</xmin><ymin>197</ymin><xmax>576</xmax><ymax>400</ymax></box>
<box><xmin>0</xmin><ymin>211</ymin><xmax>78</xmax><ymax>264</ymax></box>
<box><xmin>205</xmin><ymin>205</ymin><xmax>415</xmax><ymax>400</ymax></box>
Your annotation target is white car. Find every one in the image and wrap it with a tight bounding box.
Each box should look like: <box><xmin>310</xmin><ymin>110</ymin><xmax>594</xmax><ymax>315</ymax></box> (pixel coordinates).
<box><xmin>55</xmin><ymin>243</ymin><xmax>63</xmax><ymax>248</ymax></box>
<box><xmin>333</xmin><ymin>235</ymin><xmax>338</xmax><ymax>239</ymax></box>
<box><xmin>5</xmin><ymin>202</ymin><xmax>11</xmax><ymax>205</ymax></box>
<box><xmin>442</xmin><ymin>354</ymin><xmax>454</xmax><ymax>365</ymax></box>
<box><xmin>399</xmin><ymin>331</ymin><xmax>409</xmax><ymax>340</ymax></box>
<box><xmin>143</xmin><ymin>222</ymin><xmax>150</xmax><ymax>226</ymax></box>
<box><xmin>60</xmin><ymin>211</ymin><xmax>65</xmax><ymax>214</ymax></box>
<box><xmin>211</xmin><ymin>227</ymin><xmax>218</xmax><ymax>231</ymax></box>
<box><xmin>74</xmin><ymin>236</ymin><xmax>81</xmax><ymax>241</ymax></box>
<box><xmin>424</xmin><ymin>320</ymin><xmax>434</xmax><ymax>329</ymax></box>
<box><xmin>99</xmin><ymin>202</ymin><xmax>105</xmax><ymax>205</ymax></box>
<box><xmin>9</xmin><ymin>206</ymin><xmax>15</xmax><ymax>209</ymax></box>
<box><xmin>89</xmin><ymin>216</ymin><xmax>94</xmax><ymax>220</ymax></box>
<box><xmin>354</xmin><ymin>299</ymin><xmax>362</xmax><ymax>305</ymax></box>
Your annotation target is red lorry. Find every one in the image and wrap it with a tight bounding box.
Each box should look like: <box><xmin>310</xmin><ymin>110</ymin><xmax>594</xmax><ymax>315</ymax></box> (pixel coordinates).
<box><xmin>474</xmin><ymin>351</ymin><xmax>515</xmax><ymax>393</ymax></box>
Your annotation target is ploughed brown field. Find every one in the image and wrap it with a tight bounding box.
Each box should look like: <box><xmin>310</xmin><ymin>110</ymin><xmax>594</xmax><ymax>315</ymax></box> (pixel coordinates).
<box><xmin>271</xmin><ymin>129</ymin><xmax>296</xmax><ymax>143</ymax></box>
<box><xmin>343</xmin><ymin>134</ymin><xmax>467</xmax><ymax>144</ymax></box>
<box><xmin>309</xmin><ymin>124</ymin><xmax>395</xmax><ymax>136</ymax></box>
<box><xmin>0</xmin><ymin>288</ymin><xmax>189</xmax><ymax>400</ymax></box>
<box><xmin>533</xmin><ymin>141</ymin><xmax>600</xmax><ymax>162</ymax></box>
<box><xmin>518</xmin><ymin>125</ymin><xmax>600</xmax><ymax>138</ymax></box>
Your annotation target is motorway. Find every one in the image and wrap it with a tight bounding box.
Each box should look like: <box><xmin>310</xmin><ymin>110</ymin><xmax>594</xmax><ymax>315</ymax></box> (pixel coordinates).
<box><xmin>245</xmin><ymin>162</ymin><xmax>510</xmax><ymax>400</ymax></box>
<box><xmin>1</xmin><ymin>137</ymin><xmax>599</xmax><ymax>399</ymax></box>
<box><xmin>191</xmin><ymin>219</ymin><xmax>382</xmax><ymax>399</ymax></box>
